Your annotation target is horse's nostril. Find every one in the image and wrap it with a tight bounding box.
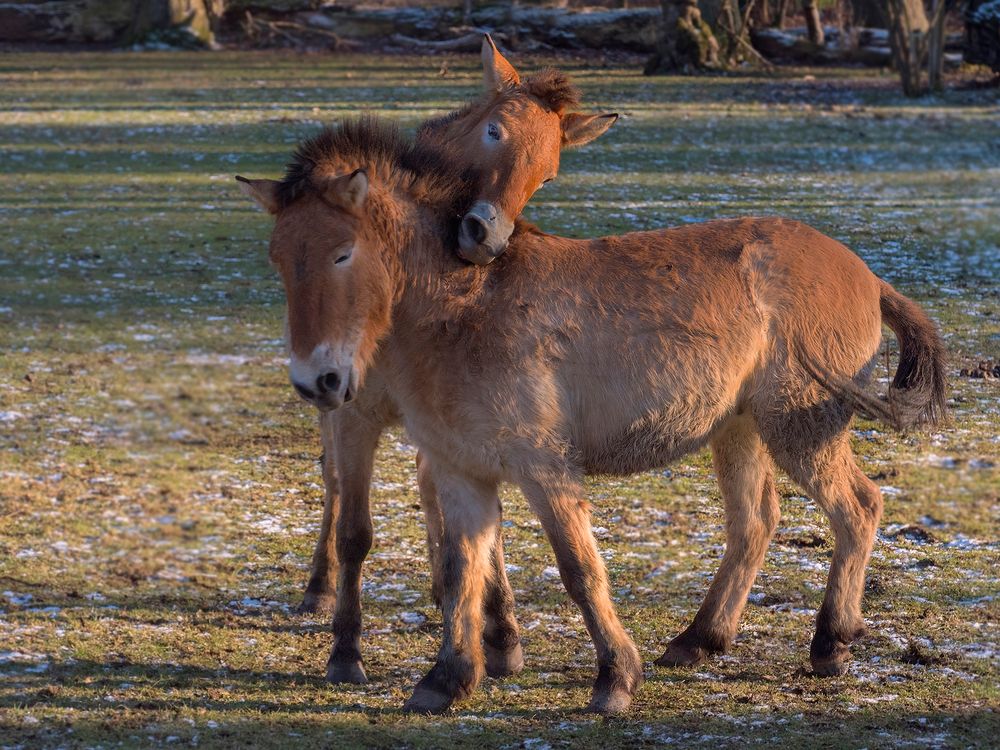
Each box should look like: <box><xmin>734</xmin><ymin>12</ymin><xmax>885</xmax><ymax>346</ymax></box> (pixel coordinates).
<box><xmin>318</xmin><ymin>371</ymin><xmax>341</xmax><ymax>394</ymax></box>
<box><xmin>462</xmin><ymin>215</ymin><xmax>488</xmax><ymax>246</ymax></box>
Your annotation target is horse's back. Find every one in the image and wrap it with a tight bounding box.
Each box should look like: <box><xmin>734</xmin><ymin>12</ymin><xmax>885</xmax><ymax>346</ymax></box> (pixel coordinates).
<box><xmin>397</xmin><ymin>216</ymin><xmax>884</xmax><ymax>478</ymax></box>
<box><xmin>530</xmin><ymin>217</ymin><xmax>884</xmax><ymax>474</ymax></box>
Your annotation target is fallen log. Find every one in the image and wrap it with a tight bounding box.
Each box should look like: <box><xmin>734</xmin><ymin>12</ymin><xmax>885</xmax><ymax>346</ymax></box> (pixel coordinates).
<box><xmin>224</xmin><ymin>4</ymin><xmax>661</xmax><ymax>54</ymax></box>
<box><xmin>753</xmin><ymin>27</ymin><xmax>892</xmax><ymax>66</ymax></box>
<box><xmin>390</xmin><ymin>31</ymin><xmax>505</xmax><ymax>53</ymax></box>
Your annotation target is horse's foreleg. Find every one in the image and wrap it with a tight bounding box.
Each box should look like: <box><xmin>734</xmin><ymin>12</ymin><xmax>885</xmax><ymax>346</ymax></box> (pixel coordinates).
<box><xmin>299</xmin><ymin>412</ymin><xmax>340</xmax><ymax>614</ymax></box>
<box><xmin>403</xmin><ymin>467</ymin><xmax>500</xmax><ymax>714</ymax></box>
<box><xmin>519</xmin><ymin>471</ymin><xmax>643</xmax><ymax>715</ymax></box>
<box><xmin>325</xmin><ymin>413</ymin><xmax>382</xmax><ymax>685</ymax></box>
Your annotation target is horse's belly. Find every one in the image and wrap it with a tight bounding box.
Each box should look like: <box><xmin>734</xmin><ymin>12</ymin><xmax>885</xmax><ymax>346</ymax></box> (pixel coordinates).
<box><xmin>566</xmin><ymin>351</ymin><xmax>752</xmax><ymax>475</ymax></box>
<box><xmin>574</xmin><ymin>401</ymin><xmax>728</xmax><ymax>475</ymax></box>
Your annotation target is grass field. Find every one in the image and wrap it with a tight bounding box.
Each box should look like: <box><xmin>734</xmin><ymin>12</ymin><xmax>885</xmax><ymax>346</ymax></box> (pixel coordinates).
<box><xmin>0</xmin><ymin>51</ymin><xmax>998</xmax><ymax>749</ymax></box>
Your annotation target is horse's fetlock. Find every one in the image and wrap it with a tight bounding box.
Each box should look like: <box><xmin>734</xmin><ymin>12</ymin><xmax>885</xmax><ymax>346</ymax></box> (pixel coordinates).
<box><xmin>483</xmin><ymin>624</ymin><xmax>521</xmax><ymax>653</ymax></box>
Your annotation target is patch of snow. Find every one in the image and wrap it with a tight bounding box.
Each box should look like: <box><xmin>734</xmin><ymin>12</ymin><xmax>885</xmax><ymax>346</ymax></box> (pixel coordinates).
<box><xmin>399</xmin><ymin>612</ymin><xmax>426</xmax><ymax>626</ymax></box>
<box><xmin>2</xmin><ymin>592</ymin><xmax>33</xmax><ymax>606</ymax></box>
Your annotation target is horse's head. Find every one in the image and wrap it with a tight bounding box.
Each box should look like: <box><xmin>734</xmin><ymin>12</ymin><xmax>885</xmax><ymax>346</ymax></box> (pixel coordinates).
<box><xmin>419</xmin><ymin>35</ymin><xmax>618</xmax><ymax>265</ymax></box>
<box><xmin>237</xmin><ymin>169</ymin><xmax>389</xmax><ymax>411</ymax></box>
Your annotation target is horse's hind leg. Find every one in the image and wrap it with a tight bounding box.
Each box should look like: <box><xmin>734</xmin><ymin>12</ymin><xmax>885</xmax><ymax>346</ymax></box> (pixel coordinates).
<box><xmin>760</xmin><ymin>404</ymin><xmax>882</xmax><ymax>676</ymax></box>
<box><xmin>519</xmin><ymin>471</ymin><xmax>643</xmax><ymax>715</ymax></box>
<box><xmin>416</xmin><ymin>453</ymin><xmax>445</xmax><ymax>607</ymax></box>
<box><xmin>482</xmin><ymin>520</ymin><xmax>524</xmax><ymax>678</ymax></box>
<box><xmin>417</xmin><ymin>456</ymin><xmax>523</xmax><ymax>678</ymax></box>
<box><xmin>657</xmin><ymin>414</ymin><xmax>780</xmax><ymax>668</ymax></box>
<box><xmin>403</xmin><ymin>468</ymin><xmax>500</xmax><ymax>714</ymax></box>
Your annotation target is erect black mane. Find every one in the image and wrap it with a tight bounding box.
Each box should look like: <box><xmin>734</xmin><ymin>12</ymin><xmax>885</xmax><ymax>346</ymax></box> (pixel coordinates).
<box><xmin>522</xmin><ymin>68</ymin><xmax>580</xmax><ymax>114</ymax></box>
<box><xmin>417</xmin><ymin>99</ymin><xmax>477</xmax><ymax>140</ymax></box>
<box><xmin>276</xmin><ymin>115</ymin><xmax>479</xmax><ymax>215</ymax></box>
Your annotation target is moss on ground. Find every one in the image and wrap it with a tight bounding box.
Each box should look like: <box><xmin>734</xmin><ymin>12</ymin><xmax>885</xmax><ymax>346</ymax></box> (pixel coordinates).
<box><xmin>0</xmin><ymin>51</ymin><xmax>997</xmax><ymax>748</ymax></box>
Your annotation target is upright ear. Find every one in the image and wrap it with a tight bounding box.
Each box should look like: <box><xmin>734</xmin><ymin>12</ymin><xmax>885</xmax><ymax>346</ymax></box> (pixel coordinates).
<box><xmin>236</xmin><ymin>176</ymin><xmax>280</xmax><ymax>214</ymax></box>
<box><xmin>481</xmin><ymin>34</ymin><xmax>520</xmax><ymax>91</ymax></box>
<box><xmin>343</xmin><ymin>168</ymin><xmax>369</xmax><ymax>209</ymax></box>
<box><xmin>561</xmin><ymin>112</ymin><xmax>619</xmax><ymax>148</ymax></box>
<box><xmin>325</xmin><ymin>168</ymin><xmax>369</xmax><ymax>213</ymax></box>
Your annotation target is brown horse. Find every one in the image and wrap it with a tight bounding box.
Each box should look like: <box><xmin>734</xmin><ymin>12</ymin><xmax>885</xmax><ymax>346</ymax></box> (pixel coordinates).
<box><xmin>240</xmin><ymin>45</ymin><xmax>617</xmax><ymax>683</ymax></box>
<box><xmin>241</xmin><ymin>117</ymin><xmax>946</xmax><ymax>714</ymax></box>
<box><xmin>241</xmin><ymin>35</ymin><xmax>617</xmax><ymax>269</ymax></box>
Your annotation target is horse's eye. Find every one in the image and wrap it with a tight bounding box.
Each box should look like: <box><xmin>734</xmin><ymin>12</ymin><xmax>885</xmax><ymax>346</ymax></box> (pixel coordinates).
<box><xmin>543</xmin><ymin>177</ymin><xmax>554</xmax><ymax>184</ymax></box>
<box><xmin>335</xmin><ymin>250</ymin><xmax>352</xmax><ymax>265</ymax></box>
<box><xmin>487</xmin><ymin>123</ymin><xmax>501</xmax><ymax>141</ymax></box>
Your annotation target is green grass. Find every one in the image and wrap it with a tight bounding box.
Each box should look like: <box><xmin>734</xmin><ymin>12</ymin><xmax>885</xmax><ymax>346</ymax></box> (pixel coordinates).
<box><xmin>1</xmin><ymin>51</ymin><xmax>998</xmax><ymax>749</ymax></box>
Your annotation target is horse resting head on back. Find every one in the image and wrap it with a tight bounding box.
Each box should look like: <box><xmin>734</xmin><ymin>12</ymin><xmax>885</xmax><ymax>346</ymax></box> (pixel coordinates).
<box><xmin>242</xmin><ymin>35</ymin><xmax>617</xmax><ymax>268</ymax></box>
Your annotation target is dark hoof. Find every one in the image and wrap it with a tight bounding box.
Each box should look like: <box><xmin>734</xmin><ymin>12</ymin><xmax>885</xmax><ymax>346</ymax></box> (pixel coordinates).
<box><xmin>810</xmin><ymin>642</ymin><xmax>852</xmax><ymax>676</ymax></box>
<box><xmin>810</xmin><ymin>623</ymin><xmax>861</xmax><ymax>677</ymax></box>
<box><xmin>585</xmin><ymin>685</ymin><xmax>634</xmax><ymax>715</ymax></box>
<box><xmin>655</xmin><ymin>626</ymin><xmax>726</xmax><ymax>668</ymax></box>
<box><xmin>326</xmin><ymin>659</ymin><xmax>368</xmax><ymax>685</ymax></box>
<box><xmin>485</xmin><ymin>641</ymin><xmax>524</xmax><ymax>678</ymax></box>
<box><xmin>402</xmin><ymin>683</ymin><xmax>455</xmax><ymax>715</ymax></box>
<box><xmin>654</xmin><ymin>641</ymin><xmax>709</xmax><ymax>668</ymax></box>
<box><xmin>297</xmin><ymin>590</ymin><xmax>336</xmax><ymax>615</ymax></box>
<box><xmin>402</xmin><ymin>660</ymin><xmax>477</xmax><ymax>714</ymax></box>
<box><xmin>586</xmin><ymin>660</ymin><xmax>643</xmax><ymax>715</ymax></box>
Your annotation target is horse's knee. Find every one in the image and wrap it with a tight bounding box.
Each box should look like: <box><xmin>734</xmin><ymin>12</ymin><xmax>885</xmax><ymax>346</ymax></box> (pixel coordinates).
<box><xmin>336</xmin><ymin>522</ymin><xmax>373</xmax><ymax>566</ymax></box>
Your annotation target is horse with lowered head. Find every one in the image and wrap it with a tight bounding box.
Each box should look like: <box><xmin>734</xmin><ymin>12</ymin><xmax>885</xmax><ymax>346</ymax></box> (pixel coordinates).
<box><xmin>243</xmin><ymin>36</ymin><xmax>618</xmax><ymax>683</ymax></box>
<box><xmin>240</xmin><ymin>117</ymin><xmax>946</xmax><ymax>715</ymax></box>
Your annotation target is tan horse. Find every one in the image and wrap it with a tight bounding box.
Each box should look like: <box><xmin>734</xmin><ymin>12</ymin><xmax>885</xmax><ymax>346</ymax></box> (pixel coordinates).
<box><xmin>240</xmin><ymin>117</ymin><xmax>946</xmax><ymax>714</ymax></box>
<box><xmin>240</xmin><ymin>44</ymin><xmax>617</xmax><ymax>683</ymax></box>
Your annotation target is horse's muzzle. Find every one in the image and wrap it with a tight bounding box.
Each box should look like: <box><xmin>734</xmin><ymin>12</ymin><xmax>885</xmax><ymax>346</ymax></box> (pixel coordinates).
<box><xmin>457</xmin><ymin>201</ymin><xmax>513</xmax><ymax>265</ymax></box>
<box><xmin>292</xmin><ymin>366</ymin><xmax>354</xmax><ymax>411</ymax></box>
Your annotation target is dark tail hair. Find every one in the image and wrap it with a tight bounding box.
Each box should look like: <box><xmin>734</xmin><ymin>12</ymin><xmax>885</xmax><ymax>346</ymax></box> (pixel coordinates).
<box><xmin>799</xmin><ymin>280</ymin><xmax>947</xmax><ymax>431</ymax></box>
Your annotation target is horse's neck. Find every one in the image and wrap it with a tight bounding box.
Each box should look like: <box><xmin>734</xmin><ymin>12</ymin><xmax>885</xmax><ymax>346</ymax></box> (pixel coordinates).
<box><xmin>393</xmin><ymin>203</ymin><xmax>471</xmax><ymax>308</ymax></box>
<box><xmin>364</xmin><ymin>186</ymin><xmax>428</xmax><ymax>301</ymax></box>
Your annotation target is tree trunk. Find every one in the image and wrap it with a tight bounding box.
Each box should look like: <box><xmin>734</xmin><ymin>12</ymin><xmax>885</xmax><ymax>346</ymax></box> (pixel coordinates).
<box><xmin>752</xmin><ymin>0</ymin><xmax>772</xmax><ymax>27</ymax></box>
<box><xmin>774</xmin><ymin>0</ymin><xmax>791</xmax><ymax>28</ymax></box>
<box><xmin>645</xmin><ymin>0</ymin><xmax>721</xmax><ymax>73</ymax></box>
<box><xmin>850</xmin><ymin>0</ymin><xmax>884</xmax><ymax>26</ymax></box>
<box><xmin>698</xmin><ymin>0</ymin><xmax>726</xmax><ymax>27</ymax></box>
<box><xmin>130</xmin><ymin>0</ymin><xmax>215</xmax><ymax>45</ymax></box>
<box><xmin>885</xmin><ymin>0</ymin><xmax>931</xmax><ymax>96</ymax></box>
<box><xmin>714</xmin><ymin>0</ymin><xmax>759</xmax><ymax>66</ymax></box>
<box><xmin>927</xmin><ymin>0</ymin><xmax>945</xmax><ymax>90</ymax></box>
<box><xmin>802</xmin><ymin>0</ymin><xmax>825</xmax><ymax>45</ymax></box>
<box><xmin>965</xmin><ymin>0</ymin><xmax>1000</xmax><ymax>74</ymax></box>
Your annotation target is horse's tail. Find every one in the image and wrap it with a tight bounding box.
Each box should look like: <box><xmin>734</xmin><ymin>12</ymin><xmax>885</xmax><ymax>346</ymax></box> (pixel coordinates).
<box><xmin>797</xmin><ymin>280</ymin><xmax>947</xmax><ymax>431</ymax></box>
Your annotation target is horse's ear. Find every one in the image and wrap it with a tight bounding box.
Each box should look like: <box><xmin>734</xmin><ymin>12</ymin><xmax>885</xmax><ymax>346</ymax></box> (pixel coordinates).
<box><xmin>324</xmin><ymin>169</ymin><xmax>369</xmax><ymax>213</ymax></box>
<box><xmin>482</xmin><ymin>34</ymin><xmax>519</xmax><ymax>91</ymax></box>
<box><xmin>561</xmin><ymin>112</ymin><xmax>619</xmax><ymax>148</ymax></box>
<box><xmin>343</xmin><ymin>168</ymin><xmax>369</xmax><ymax>210</ymax></box>
<box><xmin>236</xmin><ymin>176</ymin><xmax>280</xmax><ymax>214</ymax></box>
